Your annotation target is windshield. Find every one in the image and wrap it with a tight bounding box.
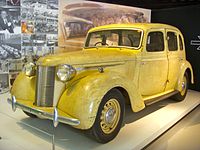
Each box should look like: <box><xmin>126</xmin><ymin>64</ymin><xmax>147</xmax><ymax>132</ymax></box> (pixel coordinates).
<box><xmin>85</xmin><ymin>29</ymin><xmax>143</xmax><ymax>49</ymax></box>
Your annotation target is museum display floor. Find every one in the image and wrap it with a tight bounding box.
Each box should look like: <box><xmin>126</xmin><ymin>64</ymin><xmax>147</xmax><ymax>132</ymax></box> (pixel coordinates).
<box><xmin>0</xmin><ymin>90</ymin><xmax>199</xmax><ymax>150</ymax></box>
<box><xmin>144</xmin><ymin>104</ymin><xmax>200</xmax><ymax>150</ymax></box>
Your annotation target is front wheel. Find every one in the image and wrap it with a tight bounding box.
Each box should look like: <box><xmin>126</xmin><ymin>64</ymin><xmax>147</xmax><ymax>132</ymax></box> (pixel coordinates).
<box><xmin>172</xmin><ymin>72</ymin><xmax>189</xmax><ymax>101</ymax></box>
<box><xmin>89</xmin><ymin>89</ymin><xmax>125</xmax><ymax>143</ymax></box>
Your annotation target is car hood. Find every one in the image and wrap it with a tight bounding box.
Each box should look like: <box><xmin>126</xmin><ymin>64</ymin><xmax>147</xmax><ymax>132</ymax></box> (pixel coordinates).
<box><xmin>37</xmin><ymin>48</ymin><xmax>139</xmax><ymax>67</ymax></box>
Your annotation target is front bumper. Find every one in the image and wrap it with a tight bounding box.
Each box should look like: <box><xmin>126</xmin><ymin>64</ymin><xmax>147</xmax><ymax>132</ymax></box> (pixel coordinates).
<box><xmin>7</xmin><ymin>96</ymin><xmax>80</xmax><ymax>126</ymax></box>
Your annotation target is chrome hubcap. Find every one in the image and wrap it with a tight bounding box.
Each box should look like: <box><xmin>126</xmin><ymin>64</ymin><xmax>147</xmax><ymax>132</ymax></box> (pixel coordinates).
<box><xmin>181</xmin><ymin>76</ymin><xmax>187</xmax><ymax>96</ymax></box>
<box><xmin>100</xmin><ymin>99</ymin><xmax>120</xmax><ymax>134</ymax></box>
<box><xmin>105</xmin><ymin>108</ymin><xmax>116</xmax><ymax>124</ymax></box>
<box><xmin>182</xmin><ymin>81</ymin><xmax>185</xmax><ymax>90</ymax></box>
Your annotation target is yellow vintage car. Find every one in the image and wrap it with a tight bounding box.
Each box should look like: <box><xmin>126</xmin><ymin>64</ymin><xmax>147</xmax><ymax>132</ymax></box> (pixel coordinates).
<box><xmin>8</xmin><ymin>23</ymin><xmax>194</xmax><ymax>143</ymax></box>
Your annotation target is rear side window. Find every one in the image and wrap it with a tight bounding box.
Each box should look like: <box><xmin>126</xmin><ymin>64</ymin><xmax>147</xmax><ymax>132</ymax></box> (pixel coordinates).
<box><xmin>146</xmin><ymin>31</ymin><xmax>164</xmax><ymax>52</ymax></box>
<box><xmin>167</xmin><ymin>32</ymin><xmax>178</xmax><ymax>51</ymax></box>
<box><xmin>179</xmin><ymin>35</ymin><xmax>183</xmax><ymax>50</ymax></box>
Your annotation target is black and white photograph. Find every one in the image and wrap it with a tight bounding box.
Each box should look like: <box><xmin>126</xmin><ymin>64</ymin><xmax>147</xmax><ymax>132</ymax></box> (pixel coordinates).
<box><xmin>35</xmin><ymin>18</ymin><xmax>58</xmax><ymax>34</ymax></box>
<box><xmin>0</xmin><ymin>60</ymin><xmax>8</xmax><ymax>73</ymax></box>
<box><xmin>22</xmin><ymin>34</ymin><xmax>32</xmax><ymax>46</ymax></box>
<box><xmin>34</xmin><ymin>8</ymin><xmax>47</xmax><ymax>20</ymax></box>
<box><xmin>21</xmin><ymin>46</ymin><xmax>33</xmax><ymax>56</ymax></box>
<box><xmin>0</xmin><ymin>33</ymin><xmax>21</xmax><ymax>60</ymax></box>
<box><xmin>21</xmin><ymin>7</ymin><xmax>34</xmax><ymax>20</ymax></box>
<box><xmin>32</xmin><ymin>34</ymin><xmax>46</xmax><ymax>46</ymax></box>
<box><xmin>47</xmin><ymin>0</ymin><xmax>58</xmax><ymax>10</ymax></box>
<box><xmin>8</xmin><ymin>58</ymin><xmax>24</xmax><ymax>72</ymax></box>
<box><xmin>21</xmin><ymin>46</ymin><xmax>39</xmax><ymax>62</ymax></box>
<box><xmin>0</xmin><ymin>7</ymin><xmax>20</xmax><ymax>34</ymax></box>
<box><xmin>21</xmin><ymin>46</ymin><xmax>38</xmax><ymax>63</ymax></box>
<box><xmin>46</xmin><ymin>23</ymin><xmax>58</xmax><ymax>34</ymax></box>
<box><xmin>46</xmin><ymin>34</ymin><xmax>58</xmax><ymax>46</ymax></box>
<box><xmin>6</xmin><ymin>0</ymin><xmax>20</xmax><ymax>6</ymax></box>
<box><xmin>46</xmin><ymin>9</ymin><xmax>58</xmax><ymax>19</ymax></box>
<box><xmin>22</xmin><ymin>33</ymin><xmax>47</xmax><ymax>47</ymax></box>
<box><xmin>0</xmin><ymin>0</ymin><xmax>6</xmax><ymax>6</ymax></box>
<box><xmin>32</xmin><ymin>46</ymin><xmax>52</xmax><ymax>56</ymax></box>
<box><xmin>46</xmin><ymin>18</ymin><xmax>58</xmax><ymax>34</ymax></box>
<box><xmin>35</xmin><ymin>19</ymin><xmax>47</xmax><ymax>33</ymax></box>
<box><xmin>34</xmin><ymin>8</ymin><xmax>57</xmax><ymax>21</ymax></box>
<box><xmin>47</xmin><ymin>18</ymin><xmax>58</xmax><ymax>24</ymax></box>
<box><xmin>21</xmin><ymin>0</ymin><xmax>47</xmax><ymax>9</ymax></box>
<box><xmin>0</xmin><ymin>73</ymin><xmax>9</xmax><ymax>94</ymax></box>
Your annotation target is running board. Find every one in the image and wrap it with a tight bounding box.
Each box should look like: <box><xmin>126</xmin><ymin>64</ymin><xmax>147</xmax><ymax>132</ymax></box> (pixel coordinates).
<box><xmin>144</xmin><ymin>91</ymin><xmax>179</xmax><ymax>106</ymax></box>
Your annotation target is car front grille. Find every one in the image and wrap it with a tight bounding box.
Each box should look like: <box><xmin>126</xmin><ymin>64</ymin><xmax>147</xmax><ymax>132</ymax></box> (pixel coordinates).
<box><xmin>35</xmin><ymin>66</ymin><xmax>55</xmax><ymax>107</ymax></box>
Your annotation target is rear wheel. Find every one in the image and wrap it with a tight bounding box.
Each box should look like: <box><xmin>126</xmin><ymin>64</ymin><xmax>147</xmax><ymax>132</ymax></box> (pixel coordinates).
<box><xmin>23</xmin><ymin>111</ymin><xmax>37</xmax><ymax>118</ymax></box>
<box><xmin>172</xmin><ymin>72</ymin><xmax>189</xmax><ymax>101</ymax></box>
<box><xmin>89</xmin><ymin>89</ymin><xmax>125</xmax><ymax>143</ymax></box>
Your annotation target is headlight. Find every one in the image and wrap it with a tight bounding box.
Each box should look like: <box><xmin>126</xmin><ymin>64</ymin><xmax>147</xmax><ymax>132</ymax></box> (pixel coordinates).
<box><xmin>23</xmin><ymin>62</ymin><xmax>36</xmax><ymax>76</ymax></box>
<box><xmin>56</xmin><ymin>64</ymin><xmax>76</xmax><ymax>82</ymax></box>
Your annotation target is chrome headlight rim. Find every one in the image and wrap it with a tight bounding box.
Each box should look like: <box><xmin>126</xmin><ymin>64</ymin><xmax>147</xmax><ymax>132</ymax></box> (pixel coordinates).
<box><xmin>23</xmin><ymin>62</ymin><xmax>36</xmax><ymax>77</ymax></box>
<box><xmin>56</xmin><ymin>64</ymin><xmax>76</xmax><ymax>82</ymax></box>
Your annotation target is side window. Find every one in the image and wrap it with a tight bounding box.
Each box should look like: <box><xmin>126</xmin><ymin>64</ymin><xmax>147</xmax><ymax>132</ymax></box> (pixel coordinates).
<box><xmin>121</xmin><ymin>30</ymin><xmax>142</xmax><ymax>47</ymax></box>
<box><xmin>106</xmin><ymin>33</ymin><xmax>119</xmax><ymax>46</ymax></box>
<box><xmin>122</xmin><ymin>36</ymin><xmax>132</xmax><ymax>47</ymax></box>
<box><xmin>146</xmin><ymin>31</ymin><xmax>164</xmax><ymax>52</ymax></box>
<box><xmin>167</xmin><ymin>32</ymin><xmax>178</xmax><ymax>51</ymax></box>
<box><xmin>179</xmin><ymin>35</ymin><xmax>183</xmax><ymax>50</ymax></box>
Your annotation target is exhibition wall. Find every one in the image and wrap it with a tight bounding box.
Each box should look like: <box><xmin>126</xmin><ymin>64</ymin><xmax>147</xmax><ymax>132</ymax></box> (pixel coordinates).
<box><xmin>152</xmin><ymin>4</ymin><xmax>200</xmax><ymax>91</ymax></box>
<box><xmin>0</xmin><ymin>0</ymin><xmax>59</xmax><ymax>93</ymax></box>
<box><xmin>0</xmin><ymin>0</ymin><xmax>151</xmax><ymax>93</ymax></box>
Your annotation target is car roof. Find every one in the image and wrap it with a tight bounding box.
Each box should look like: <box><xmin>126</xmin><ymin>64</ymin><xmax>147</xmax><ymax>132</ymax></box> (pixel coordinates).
<box><xmin>88</xmin><ymin>23</ymin><xmax>180</xmax><ymax>33</ymax></box>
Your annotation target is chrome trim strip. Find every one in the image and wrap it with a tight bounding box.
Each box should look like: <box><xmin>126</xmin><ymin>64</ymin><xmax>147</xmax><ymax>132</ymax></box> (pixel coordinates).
<box><xmin>75</xmin><ymin>61</ymin><xmax>125</xmax><ymax>72</ymax></box>
<box><xmin>7</xmin><ymin>97</ymin><xmax>80</xmax><ymax>126</ymax></box>
<box><xmin>144</xmin><ymin>91</ymin><xmax>179</xmax><ymax>106</ymax></box>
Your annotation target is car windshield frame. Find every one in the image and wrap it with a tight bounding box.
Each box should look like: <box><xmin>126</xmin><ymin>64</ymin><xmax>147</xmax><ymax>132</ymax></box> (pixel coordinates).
<box><xmin>84</xmin><ymin>28</ymin><xmax>143</xmax><ymax>50</ymax></box>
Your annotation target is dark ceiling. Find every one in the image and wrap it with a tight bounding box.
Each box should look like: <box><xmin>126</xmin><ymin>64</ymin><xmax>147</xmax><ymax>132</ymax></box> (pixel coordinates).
<box><xmin>90</xmin><ymin>0</ymin><xmax>200</xmax><ymax>9</ymax></box>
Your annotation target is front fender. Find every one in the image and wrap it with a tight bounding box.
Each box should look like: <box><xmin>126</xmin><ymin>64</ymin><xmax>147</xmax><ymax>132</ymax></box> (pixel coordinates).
<box><xmin>57</xmin><ymin>70</ymin><xmax>144</xmax><ymax>130</ymax></box>
<box><xmin>11</xmin><ymin>72</ymin><xmax>35</xmax><ymax>101</ymax></box>
<box><xmin>176</xmin><ymin>61</ymin><xmax>194</xmax><ymax>92</ymax></box>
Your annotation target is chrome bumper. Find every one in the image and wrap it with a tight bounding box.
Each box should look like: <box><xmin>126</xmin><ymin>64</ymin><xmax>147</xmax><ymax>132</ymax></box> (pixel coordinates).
<box><xmin>7</xmin><ymin>96</ymin><xmax>80</xmax><ymax>127</ymax></box>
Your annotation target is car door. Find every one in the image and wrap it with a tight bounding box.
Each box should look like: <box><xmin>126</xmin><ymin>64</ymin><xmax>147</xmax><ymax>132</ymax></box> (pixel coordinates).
<box><xmin>165</xmin><ymin>30</ymin><xmax>181</xmax><ymax>91</ymax></box>
<box><xmin>139</xmin><ymin>29</ymin><xmax>168</xmax><ymax>96</ymax></box>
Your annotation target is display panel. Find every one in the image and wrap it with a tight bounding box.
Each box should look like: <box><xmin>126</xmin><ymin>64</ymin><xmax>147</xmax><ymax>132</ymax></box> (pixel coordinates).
<box><xmin>58</xmin><ymin>0</ymin><xmax>151</xmax><ymax>52</ymax></box>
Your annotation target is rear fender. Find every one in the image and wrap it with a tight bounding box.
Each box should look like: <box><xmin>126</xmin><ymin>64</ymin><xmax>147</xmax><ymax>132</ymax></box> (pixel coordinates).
<box><xmin>176</xmin><ymin>61</ymin><xmax>194</xmax><ymax>92</ymax></box>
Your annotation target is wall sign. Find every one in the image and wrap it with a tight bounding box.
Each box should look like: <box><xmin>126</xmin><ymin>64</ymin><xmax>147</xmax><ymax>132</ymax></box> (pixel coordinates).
<box><xmin>190</xmin><ymin>36</ymin><xmax>200</xmax><ymax>50</ymax></box>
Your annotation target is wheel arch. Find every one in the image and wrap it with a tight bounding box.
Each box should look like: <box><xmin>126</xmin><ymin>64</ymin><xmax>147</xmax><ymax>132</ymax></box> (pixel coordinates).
<box><xmin>176</xmin><ymin>61</ymin><xmax>194</xmax><ymax>92</ymax></box>
<box><xmin>185</xmin><ymin>67</ymin><xmax>193</xmax><ymax>84</ymax></box>
<box><xmin>111</xmin><ymin>86</ymin><xmax>145</xmax><ymax>113</ymax></box>
<box><xmin>115</xmin><ymin>87</ymin><xmax>131</xmax><ymax>105</ymax></box>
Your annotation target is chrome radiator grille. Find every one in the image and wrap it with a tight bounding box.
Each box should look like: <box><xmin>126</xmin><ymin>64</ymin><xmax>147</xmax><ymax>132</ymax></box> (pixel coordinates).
<box><xmin>35</xmin><ymin>66</ymin><xmax>55</xmax><ymax>107</ymax></box>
